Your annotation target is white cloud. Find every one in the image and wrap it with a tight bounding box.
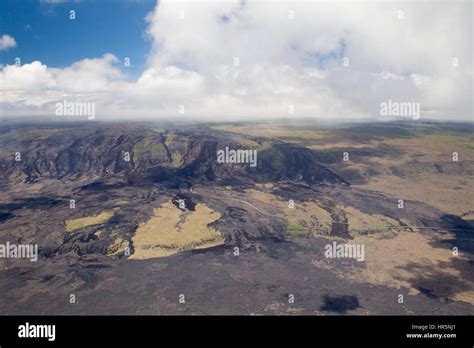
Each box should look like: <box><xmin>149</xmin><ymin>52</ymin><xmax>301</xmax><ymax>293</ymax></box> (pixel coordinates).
<box><xmin>0</xmin><ymin>34</ymin><xmax>17</xmax><ymax>51</ymax></box>
<box><xmin>0</xmin><ymin>61</ymin><xmax>53</xmax><ymax>91</ymax></box>
<box><xmin>0</xmin><ymin>1</ymin><xmax>472</xmax><ymax>120</ymax></box>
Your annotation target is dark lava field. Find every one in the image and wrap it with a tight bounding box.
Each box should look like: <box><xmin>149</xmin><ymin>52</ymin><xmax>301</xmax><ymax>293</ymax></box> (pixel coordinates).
<box><xmin>0</xmin><ymin>120</ymin><xmax>473</xmax><ymax>315</ymax></box>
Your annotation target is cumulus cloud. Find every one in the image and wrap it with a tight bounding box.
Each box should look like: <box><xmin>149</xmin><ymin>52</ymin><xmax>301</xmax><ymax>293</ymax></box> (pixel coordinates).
<box><xmin>0</xmin><ymin>0</ymin><xmax>472</xmax><ymax>120</ymax></box>
<box><xmin>0</xmin><ymin>34</ymin><xmax>16</xmax><ymax>51</ymax></box>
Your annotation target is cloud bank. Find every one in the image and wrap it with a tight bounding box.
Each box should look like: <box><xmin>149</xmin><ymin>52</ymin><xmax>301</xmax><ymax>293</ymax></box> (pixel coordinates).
<box><xmin>0</xmin><ymin>1</ymin><xmax>472</xmax><ymax>121</ymax></box>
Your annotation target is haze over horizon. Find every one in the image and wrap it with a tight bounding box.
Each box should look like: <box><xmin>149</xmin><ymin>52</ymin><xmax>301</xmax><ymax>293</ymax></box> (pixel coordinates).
<box><xmin>0</xmin><ymin>0</ymin><xmax>472</xmax><ymax>121</ymax></box>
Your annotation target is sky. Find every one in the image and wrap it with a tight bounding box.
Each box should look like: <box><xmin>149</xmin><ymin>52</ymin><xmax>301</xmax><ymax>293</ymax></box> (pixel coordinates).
<box><xmin>0</xmin><ymin>0</ymin><xmax>472</xmax><ymax>121</ymax></box>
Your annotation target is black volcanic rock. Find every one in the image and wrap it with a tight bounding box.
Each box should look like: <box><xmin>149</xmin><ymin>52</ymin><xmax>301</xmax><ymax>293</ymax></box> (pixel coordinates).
<box><xmin>0</xmin><ymin>124</ymin><xmax>345</xmax><ymax>186</ymax></box>
<box><xmin>251</xmin><ymin>143</ymin><xmax>347</xmax><ymax>184</ymax></box>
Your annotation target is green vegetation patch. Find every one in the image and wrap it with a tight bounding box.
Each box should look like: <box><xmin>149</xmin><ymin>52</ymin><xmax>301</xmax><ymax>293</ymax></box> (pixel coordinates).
<box><xmin>288</xmin><ymin>223</ymin><xmax>311</xmax><ymax>236</ymax></box>
<box><xmin>261</xmin><ymin>147</ymin><xmax>286</xmax><ymax>170</ymax></box>
<box><xmin>133</xmin><ymin>134</ymin><xmax>167</xmax><ymax>160</ymax></box>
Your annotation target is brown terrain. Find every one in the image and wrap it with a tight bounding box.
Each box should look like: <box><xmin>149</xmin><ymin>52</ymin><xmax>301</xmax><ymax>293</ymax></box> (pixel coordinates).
<box><xmin>0</xmin><ymin>119</ymin><xmax>472</xmax><ymax>314</ymax></box>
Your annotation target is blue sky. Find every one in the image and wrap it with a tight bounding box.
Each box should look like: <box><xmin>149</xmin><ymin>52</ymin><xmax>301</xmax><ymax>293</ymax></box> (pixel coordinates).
<box><xmin>0</xmin><ymin>0</ymin><xmax>155</xmax><ymax>78</ymax></box>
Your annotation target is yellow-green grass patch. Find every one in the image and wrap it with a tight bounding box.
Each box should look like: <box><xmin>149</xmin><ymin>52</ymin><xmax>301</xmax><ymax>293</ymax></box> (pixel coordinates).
<box><xmin>130</xmin><ymin>202</ymin><xmax>224</xmax><ymax>259</ymax></box>
<box><xmin>133</xmin><ymin>135</ymin><xmax>166</xmax><ymax>160</ymax></box>
<box><xmin>288</xmin><ymin>223</ymin><xmax>311</xmax><ymax>236</ymax></box>
<box><xmin>65</xmin><ymin>209</ymin><xmax>117</xmax><ymax>232</ymax></box>
<box><xmin>245</xmin><ymin>189</ymin><xmax>333</xmax><ymax>236</ymax></box>
<box><xmin>340</xmin><ymin>205</ymin><xmax>399</xmax><ymax>236</ymax></box>
<box><xmin>107</xmin><ymin>237</ymin><xmax>129</xmax><ymax>256</ymax></box>
<box><xmin>210</xmin><ymin>125</ymin><xmax>329</xmax><ymax>141</ymax></box>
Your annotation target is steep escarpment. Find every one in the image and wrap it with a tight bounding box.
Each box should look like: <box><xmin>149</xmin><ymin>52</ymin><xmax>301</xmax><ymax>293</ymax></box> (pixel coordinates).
<box><xmin>0</xmin><ymin>124</ymin><xmax>345</xmax><ymax>186</ymax></box>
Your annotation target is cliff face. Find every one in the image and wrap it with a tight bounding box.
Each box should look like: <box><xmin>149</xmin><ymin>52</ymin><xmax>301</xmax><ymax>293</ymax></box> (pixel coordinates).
<box><xmin>0</xmin><ymin>124</ymin><xmax>346</xmax><ymax>186</ymax></box>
